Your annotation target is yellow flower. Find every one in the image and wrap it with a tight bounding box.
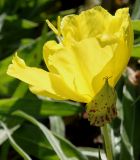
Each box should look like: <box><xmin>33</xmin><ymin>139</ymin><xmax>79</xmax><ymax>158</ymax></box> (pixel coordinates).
<box><xmin>7</xmin><ymin>6</ymin><xmax>133</xmax><ymax>126</ymax></box>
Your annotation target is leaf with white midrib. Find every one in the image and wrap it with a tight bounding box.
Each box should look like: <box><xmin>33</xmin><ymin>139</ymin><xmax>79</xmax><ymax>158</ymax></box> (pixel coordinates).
<box><xmin>12</xmin><ymin>110</ymin><xmax>78</xmax><ymax>160</ymax></box>
<box><xmin>0</xmin><ymin>121</ymin><xmax>31</xmax><ymax>160</ymax></box>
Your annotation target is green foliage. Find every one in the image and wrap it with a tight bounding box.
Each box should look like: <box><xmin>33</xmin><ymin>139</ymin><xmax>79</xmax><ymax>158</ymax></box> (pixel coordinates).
<box><xmin>112</xmin><ymin>2</ymin><xmax>140</xmax><ymax>159</ymax></box>
<box><xmin>0</xmin><ymin>121</ymin><xmax>31</xmax><ymax>160</ymax></box>
<box><xmin>132</xmin><ymin>0</ymin><xmax>140</xmax><ymax>58</ymax></box>
<box><xmin>131</xmin><ymin>0</ymin><xmax>140</xmax><ymax>19</ymax></box>
<box><xmin>132</xmin><ymin>44</ymin><xmax>140</xmax><ymax>58</ymax></box>
<box><xmin>132</xmin><ymin>19</ymin><xmax>140</xmax><ymax>58</ymax></box>
<box><xmin>111</xmin><ymin>77</ymin><xmax>140</xmax><ymax>160</ymax></box>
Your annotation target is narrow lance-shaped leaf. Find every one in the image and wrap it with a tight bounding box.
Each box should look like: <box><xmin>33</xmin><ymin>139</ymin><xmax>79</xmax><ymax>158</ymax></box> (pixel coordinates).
<box><xmin>0</xmin><ymin>122</ymin><xmax>31</xmax><ymax>160</ymax></box>
<box><xmin>12</xmin><ymin>110</ymin><xmax>88</xmax><ymax>160</ymax></box>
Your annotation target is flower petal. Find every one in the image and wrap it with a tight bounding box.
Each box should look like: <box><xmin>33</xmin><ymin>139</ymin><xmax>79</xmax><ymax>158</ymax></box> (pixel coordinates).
<box><xmin>106</xmin><ymin>8</ymin><xmax>129</xmax><ymax>34</ymax></box>
<box><xmin>92</xmin><ymin>13</ymin><xmax>133</xmax><ymax>95</ymax></box>
<box><xmin>43</xmin><ymin>37</ymin><xmax>114</xmax><ymax>97</ymax></box>
<box><xmin>7</xmin><ymin>54</ymin><xmax>90</xmax><ymax>102</ymax></box>
<box><xmin>61</xmin><ymin>6</ymin><xmax>111</xmax><ymax>43</ymax></box>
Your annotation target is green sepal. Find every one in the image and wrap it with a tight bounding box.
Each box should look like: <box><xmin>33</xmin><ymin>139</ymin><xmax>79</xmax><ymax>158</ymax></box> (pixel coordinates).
<box><xmin>86</xmin><ymin>78</ymin><xmax>117</xmax><ymax>126</ymax></box>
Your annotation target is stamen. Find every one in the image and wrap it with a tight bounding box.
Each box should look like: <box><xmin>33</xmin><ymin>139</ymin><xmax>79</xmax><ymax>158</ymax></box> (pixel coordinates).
<box><xmin>46</xmin><ymin>19</ymin><xmax>59</xmax><ymax>35</ymax></box>
<box><xmin>57</xmin><ymin>16</ymin><xmax>61</xmax><ymax>37</ymax></box>
<box><xmin>46</xmin><ymin>16</ymin><xmax>62</xmax><ymax>42</ymax></box>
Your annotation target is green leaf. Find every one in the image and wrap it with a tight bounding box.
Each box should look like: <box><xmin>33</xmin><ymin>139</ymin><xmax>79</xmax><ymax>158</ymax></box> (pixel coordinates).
<box><xmin>98</xmin><ymin>147</ymin><xmax>102</xmax><ymax>160</ymax></box>
<box><xmin>131</xmin><ymin>0</ymin><xmax>140</xmax><ymax>19</ymax></box>
<box><xmin>0</xmin><ymin>0</ymin><xmax>5</xmax><ymax>10</ymax></box>
<box><xmin>0</xmin><ymin>141</ymin><xmax>10</xmax><ymax>160</ymax></box>
<box><xmin>0</xmin><ymin>13</ymin><xmax>6</xmax><ymax>31</ymax></box>
<box><xmin>79</xmin><ymin>147</ymin><xmax>106</xmax><ymax>160</ymax></box>
<box><xmin>13</xmin><ymin>124</ymin><xmax>59</xmax><ymax>160</ymax></box>
<box><xmin>54</xmin><ymin>133</ymin><xmax>88</xmax><ymax>160</ymax></box>
<box><xmin>132</xmin><ymin>20</ymin><xmax>140</xmax><ymax>32</ymax></box>
<box><xmin>13</xmin><ymin>123</ymin><xmax>89</xmax><ymax>160</ymax></box>
<box><xmin>119</xmin><ymin>82</ymin><xmax>140</xmax><ymax>160</ymax></box>
<box><xmin>0</xmin><ymin>55</ymin><xmax>15</xmax><ymax>96</ymax></box>
<box><xmin>0</xmin><ymin>121</ymin><xmax>31</xmax><ymax>160</ymax></box>
<box><xmin>119</xmin><ymin>84</ymin><xmax>134</xmax><ymax>160</ymax></box>
<box><xmin>0</xmin><ymin>125</ymin><xmax>19</xmax><ymax>145</ymax></box>
<box><xmin>12</xmin><ymin>111</ymin><xmax>88</xmax><ymax>160</ymax></box>
<box><xmin>0</xmin><ymin>97</ymin><xmax>83</xmax><ymax>117</ymax></box>
<box><xmin>49</xmin><ymin>116</ymin><xmax>65</xmax><ymax>137</ymax></box>
<box><xmin>21</xmin><ymin>19</ymin><xmax>38</xmax><ymax>29</ymax></box>
<box><xmin>120</xmin><ymin>126</ymin><xmax>134</xmax><ymax>160</ymax></box>
<box><xmin>132</xmin><ymin>44</ymin><xmax>140</xmax><ymax>58</ymax></box>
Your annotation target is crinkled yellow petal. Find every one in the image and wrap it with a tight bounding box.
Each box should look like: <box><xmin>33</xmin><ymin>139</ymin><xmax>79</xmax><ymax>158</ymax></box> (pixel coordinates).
<box><xmin>61</xmin><ymin>7</ymin><xmax>131</xmax><ymax>48</ymax></box>
<box><xmin>106</xmin><ymin>8</ymin><xmax>129</xmax><ymax>35</ymax></box>
<box><xmin>43</xmin><ymin>37</ymin><xmax>114</xmax><ymax>97</ymax></box>
<box><xmin>7</xmin><ymin>54</ymin><xmax>90</xmax><ymax>102</ymax></box>
<box><xmin>114</xmin><ymin>8</ymin><xmax>133</xmax><ymax>54</ymax></box>
<box><xmin>61</xmin><ymin>6</ymin><xmax>111</xmax><ymax>44</ymax></box>
<box><xmin>43</xmin><ymin>40</ymin><xmax>63</xmax><ymax>68</ymax></box>
<box><xmin>92</xmin><ymin>11</ymin><xmax>133</xmax><ymax>95</ymax></box>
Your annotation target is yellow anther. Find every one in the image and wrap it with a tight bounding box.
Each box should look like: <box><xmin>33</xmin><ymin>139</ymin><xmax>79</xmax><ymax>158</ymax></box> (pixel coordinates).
<box><xmin>57</xmin><ymin>16</ymin><xmax>61</xmax><ymax>37</ymax></box>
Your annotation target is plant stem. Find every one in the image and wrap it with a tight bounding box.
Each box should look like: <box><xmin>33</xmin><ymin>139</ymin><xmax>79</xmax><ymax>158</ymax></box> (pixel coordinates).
<box><xmin>101</xmin><ymin>124</ymin><xmax>113</xmax><ymax>160</ymax></box>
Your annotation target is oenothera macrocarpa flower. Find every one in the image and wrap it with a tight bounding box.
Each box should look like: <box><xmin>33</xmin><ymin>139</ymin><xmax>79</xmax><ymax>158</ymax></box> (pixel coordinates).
<box><xmin>7</xmin><ymin>6</ymin><xmax>133</xmax><ymax>126</ymax></box>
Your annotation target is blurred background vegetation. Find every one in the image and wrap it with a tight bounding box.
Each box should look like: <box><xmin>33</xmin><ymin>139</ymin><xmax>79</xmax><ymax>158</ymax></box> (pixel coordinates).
<box><xmin>0</xmin><ymin>0</ymin><xmax>140</xmax><ymax>160</ymax></box>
